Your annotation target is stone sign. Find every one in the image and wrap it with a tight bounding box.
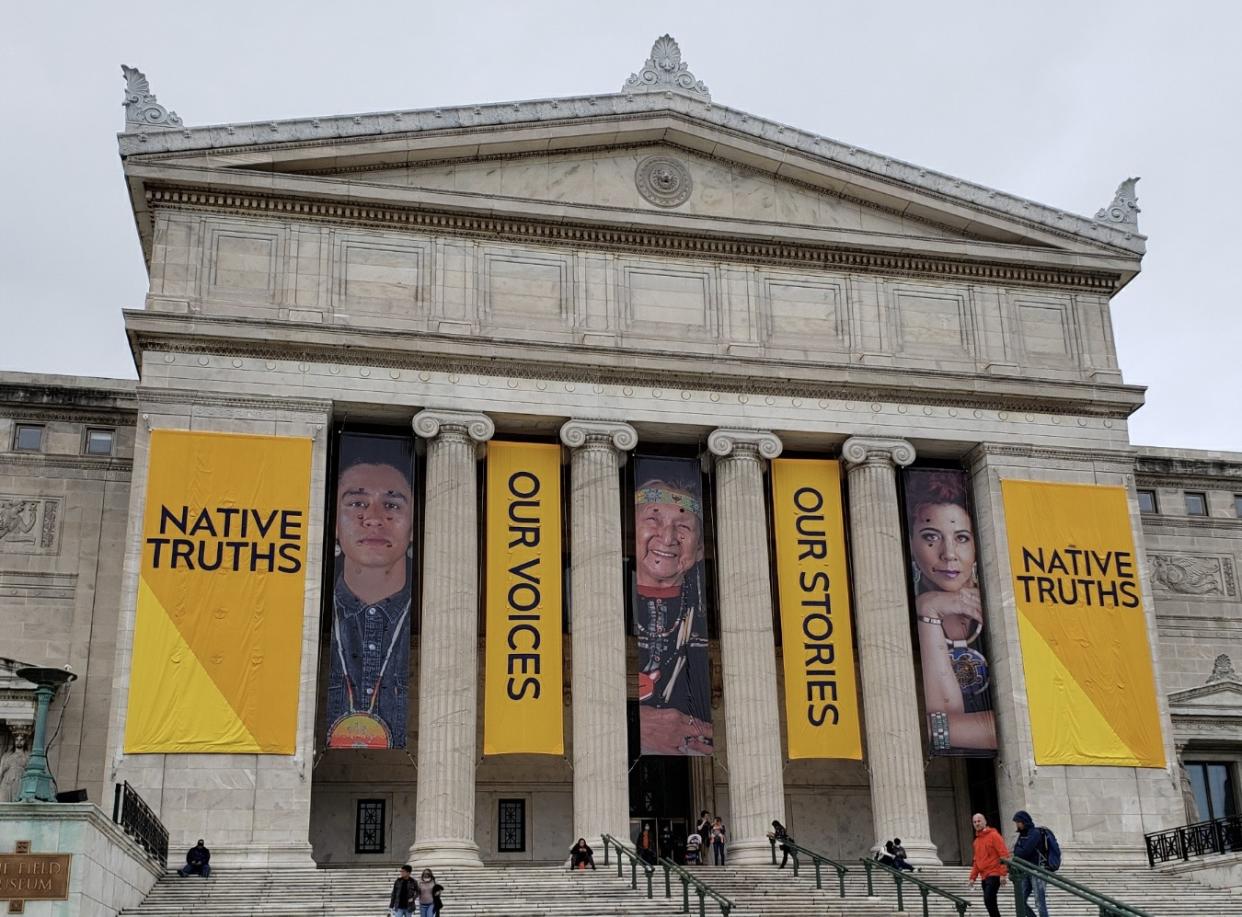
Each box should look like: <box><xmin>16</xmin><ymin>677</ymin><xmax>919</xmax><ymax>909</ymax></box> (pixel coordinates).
<box><xmin>0</xmin><ymin>842</ymin><xmax>71</xmax><ymax>913</ymax></box>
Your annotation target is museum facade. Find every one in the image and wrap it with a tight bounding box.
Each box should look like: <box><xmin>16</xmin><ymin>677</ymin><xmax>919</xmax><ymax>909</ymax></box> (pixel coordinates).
<box><xmin>2</xmin><ymin>38</ymin><xmax>1241</xmax><ymax>871</ymax></box>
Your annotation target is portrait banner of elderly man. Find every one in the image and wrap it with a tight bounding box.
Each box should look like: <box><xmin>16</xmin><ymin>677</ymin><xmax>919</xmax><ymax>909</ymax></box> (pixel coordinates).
<box><xmin>903</xmin><ymin>467</ymin><xmax>997</xmax><ymax>755</ymax></box>
<box><xmin>631</xmin><ymin>456</ymin><xmax>714</xmax><ymax>757</ymax></box>
<box><xmin>324</xmin><ymin>432</ymin><xmax>416</xmax><ymax>749</ymax></box>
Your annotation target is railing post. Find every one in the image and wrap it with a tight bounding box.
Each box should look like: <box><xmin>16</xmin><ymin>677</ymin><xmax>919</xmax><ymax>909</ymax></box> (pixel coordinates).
<box><xmin>682</xmin><ymin>875</ymin><xmax>690</xmax><ymax>913</ymax></box>
<box><xmin>837</xmin><ymin>865</ymin><xmax>846</xmax><ymax>898</ymax></box>
<box><xmin>696</xmin><ymin>887</ymin><xmax>706</xmax><ymax>917</ymax></box>
<box><xmin>791</xmin><ymin>849</ymin><xmax>799</xmax><ymax>877</ymax></box>
<box><xmin>863</xmin><ymin>859</ymin><xmax>874</xmax><ymax>896</ymax></box>
<box><xmin>920</xmin><ymin>885</ymin><xmax>930</xmax><ymax>917</ymax></box>
<box><xmin>646</xmin><ymin>864</ymin><xmax>653</xmax><ymax>899</ymax></box>
<box><xmin>664</xmin><ymin>862</ymin><xmax>671</xmax><ymax>898</ymax></box>
<box><xmin>813</xmin><ymin>859</ymin><xmax>822</xmax><ymax>890</ymax></box>
<box><xmin>894</xmin><ymin>874</ymin><xmax>904</xmax><ymax>912</ymax></box>
<box><xmin>630</xmin><ymin>858</ymin><xmax>637</xmax><ymax>889</ymax></box>
<box><xmin>769</xmin><ymin>837</ymin><xmax>776</xmax><ymax>865</ymax></box>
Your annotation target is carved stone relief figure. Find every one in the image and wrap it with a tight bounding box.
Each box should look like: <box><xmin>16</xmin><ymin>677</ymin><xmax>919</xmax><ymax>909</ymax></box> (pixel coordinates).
<box><xmin>0</xmin><ymin>500</ymin><xmax>38</xmax><ymax>543</ymax></box>
<box><xmin>1208</xmin><ymin>654</ymin><xmax>1238</xmax><ymax>684</ymax></box>
<box><xmin>1151</xmin><ymin>554</ymin><xmax>1231</xmax><ymax>596</ymax></box>
<box><xmin>1176</xmin><ymin>749</ymin><xmax>1200</xmax><ymax>824</ymax></box>
<box><xmin>0</xmin><ymin>730</ymin><xmax>30</xmax><ymax>802</ymax></box>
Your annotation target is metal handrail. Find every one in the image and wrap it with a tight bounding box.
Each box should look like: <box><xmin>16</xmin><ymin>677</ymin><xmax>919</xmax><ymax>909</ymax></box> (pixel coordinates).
<box><xmin>860</xmin><ymin>857</ymin><xmax>970</xmax><ymax>917</ymax></box>
<box><xmin>112</xmin><ymin>781</ymin><xmax>169</xmax><ymax>868</ymax></box>
<box><xmin>1003</xmin><ymin>857</ymin><xmax>1152</xmax><ymax>917</ymax></box>
<box><xmin>600</xmin><ymin>833</ymin><xmax>654</xmax><ymax>898</ymax></box>
<box><xmin>767</xmin><ymin>835</ymin><xmax>850</xmax><ymax>897</ymax></box>
<box><xmin>658</xmin><ymin>856</ymin><xmax>734</xmax><ymax>917</ymax></box>
<box><xmin>1144</xmin><ymin>814</ymin><xmax>1242</xmax><ymax>866</ymax></box>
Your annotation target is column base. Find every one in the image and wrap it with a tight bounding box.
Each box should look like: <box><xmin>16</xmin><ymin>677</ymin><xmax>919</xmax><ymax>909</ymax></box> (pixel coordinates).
<box><xmin>727</xmin><ymin>838</ymin><xmax>776</xmax><ymax>865</ymax></box>
<box><xmin>406</xmin><ymin>838</ymin><xmax>484</xmax><ymax>868</ymax></box>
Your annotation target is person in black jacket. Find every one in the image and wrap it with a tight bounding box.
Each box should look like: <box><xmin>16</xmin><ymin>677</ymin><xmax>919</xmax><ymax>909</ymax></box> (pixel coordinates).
<box><xmin>389</xmin><ymin>864</ymin><xmax>415</xmax><ymax>917</ymax></box>
<box><xmin>1012</xmin><ymin>811</ymin><xmax>1049</xmax><ymax>917</ymax></box>
<box><xmin>767</xmin><ymin>820</ymin><xmax>792</xmax><ymax>868</ymax></box>
<box><xmin>569</xmin><ymin>838</ymin><xmax>596</xmax><ymax>870</ymax></box>
<box><xmin>177</xmin><ymin>840</ymin><xmax>210</xmax><ymax>878</ymax></box>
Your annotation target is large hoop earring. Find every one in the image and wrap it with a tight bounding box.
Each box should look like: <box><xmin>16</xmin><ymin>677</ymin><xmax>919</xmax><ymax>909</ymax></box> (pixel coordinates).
<box><xmin>334</xmin><ymin>541</ymin><xmax>341</xmax><ymax>558</ymax></box>
<box><xmin>971</xmin><ymin>562</ymin><xmax>978</xmax><ymax>584</ymax></box>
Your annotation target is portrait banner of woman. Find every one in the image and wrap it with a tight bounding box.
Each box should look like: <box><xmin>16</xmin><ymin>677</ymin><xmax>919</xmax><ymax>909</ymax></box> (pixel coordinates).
<box><xmin>324</xmin><ymin>431</ymin><xmax>416</xmax><ymax>749</ymax></box>
<box><xmin>631</xmin><ymin>456</ymin><xmax>714</xmax><ymax>757</ymax></box>
<box><xmin>902</xmin><ymin>468</ymin><xmax>997</xmax><ymax>755</ymax></box>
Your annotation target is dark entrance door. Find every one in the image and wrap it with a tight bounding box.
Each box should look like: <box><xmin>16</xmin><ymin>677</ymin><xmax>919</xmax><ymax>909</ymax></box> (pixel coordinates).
<box><xmin>628</xmin><ymin>701</ymin><xmax>693</xmax><ymax>862</ymax></box>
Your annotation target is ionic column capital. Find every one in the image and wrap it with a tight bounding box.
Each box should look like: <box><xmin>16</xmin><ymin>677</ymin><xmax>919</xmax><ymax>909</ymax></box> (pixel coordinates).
<box><xmin>413</xmin><ymin>409</ymin><xmax>495</xmax><ymax>444</ymax></box>
<box><xmin>707</xmin><ymin>428</ymin><xmax>783</xmax><ymax>461</ymax></box>
<box><xmin>559</xmin><ymin>419</ymin><xmax>638</xmax><ymax>455</ymax></box>
<box><xmin>841</xmin><ymin>436</ymin><xmax>916</xmax><ymax>469</ymax></box>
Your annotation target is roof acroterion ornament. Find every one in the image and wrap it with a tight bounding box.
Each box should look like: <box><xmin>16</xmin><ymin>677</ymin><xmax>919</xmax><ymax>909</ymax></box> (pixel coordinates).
<box><xmin>623</xmin><ymin>35</ymin><xmax>710</xmax><ymax>99</ymax></box>
<box><xmin>121</xmin><ymin>65</ymin><xmax>183</xmax><ymax>131</ymax></box>
<box><xmin>1094</xmin><ymin>177</ymin><xmax>1140</xmax><ymax>230</ymax></box>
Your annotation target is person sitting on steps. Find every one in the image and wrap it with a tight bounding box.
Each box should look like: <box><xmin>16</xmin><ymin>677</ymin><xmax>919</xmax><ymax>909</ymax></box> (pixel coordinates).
<box><xmin>890</xmin><ymin>839</ymin><xmax>915</xmax><ymax>872</ymax></box>
<box><xmin>176</xmin><ymin>839</ymin><xmax>210</xmax><ymax>879</ymax></box>
<box><xmin>569</xmin><ymin>837</ymin><xmax>596</xmax><ymax>870</ymax></box>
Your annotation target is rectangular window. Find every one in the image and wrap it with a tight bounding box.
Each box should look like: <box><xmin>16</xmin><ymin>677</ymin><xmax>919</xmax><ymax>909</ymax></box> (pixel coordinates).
<box><xmin>1137</xmin><ymin>489</ymin><xmax>1158</xmax><ymax>514</ymax></box>
<box><xmin>354</xmin><ymin>799</ymin><xmax>386</xmax><ymax>854</ymax></box>
<box><xmin>84</xmin><ymin>428</ymin><xmax>115</xmax><ymax>456</ymax></box>
<box><xmin>13</xmin><ymin>424</ymin><xmax>44</xmax><ymax>452</ymax></box>
<box><xmin>498</xmin><ymin>798</ymin><xmax>526</xmax><ymax>852</ymax></box>
<box><xmin>1235</xmin><ymin>495</ymin><xmax>1242</xmax><ymax>518</ymax></box>
<box><xmin>1186</xmin><ymin>761</ymin><xmax>1238</xmax><ymax>822</ymax></box>
<box><xmin>1185</xmin><ymin>492</ymin><xmax>1208</xmax><ymax>517</ymax></box>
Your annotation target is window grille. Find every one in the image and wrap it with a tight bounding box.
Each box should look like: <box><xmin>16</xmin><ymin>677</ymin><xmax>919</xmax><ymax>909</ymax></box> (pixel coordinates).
<box><xmin>355</xmin><ymin>799</ymin><xmax>386</xmax><ymax>854</ymax></box>
<box><xmin>498</xmin><ymin>798</ymin><xmax>526</xmax><ymax>852</ymax></box>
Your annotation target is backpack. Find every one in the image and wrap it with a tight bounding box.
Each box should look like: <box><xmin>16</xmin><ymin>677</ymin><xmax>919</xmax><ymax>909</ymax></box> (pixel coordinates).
<box><xmin>1039</xmin><ymin>827</ymin><xmax>1062</xmax><ymax>871</ymax></box>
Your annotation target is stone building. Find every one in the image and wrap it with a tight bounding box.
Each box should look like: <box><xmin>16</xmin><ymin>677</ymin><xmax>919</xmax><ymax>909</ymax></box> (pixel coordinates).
<box><xmin>2</xmin><ymin>37</ymin><xmax>1239</xmax><ymax>871</ymax></box>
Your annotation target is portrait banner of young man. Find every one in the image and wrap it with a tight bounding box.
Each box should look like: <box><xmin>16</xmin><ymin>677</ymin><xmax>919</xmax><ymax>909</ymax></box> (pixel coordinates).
<box><xmin>631</xmin><ymin>456</ymin><xmax>713</xmax><ymax>757</ymax></box>
<box><xmin>324</xmin><ymin>431</ymin><xmax>416</xmax><ymax>749</ymax></box>
<box><xmin>902</xmin><ymin>467</ymin><xmax>998</xmax><ymax>756</ymax></box>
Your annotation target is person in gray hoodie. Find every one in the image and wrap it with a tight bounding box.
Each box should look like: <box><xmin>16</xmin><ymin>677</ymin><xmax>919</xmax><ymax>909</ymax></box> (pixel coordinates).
<box><xmin>1012</xmin><ymin>811</ymin><xmax>1049</xmax><ymax>917</ymax></box>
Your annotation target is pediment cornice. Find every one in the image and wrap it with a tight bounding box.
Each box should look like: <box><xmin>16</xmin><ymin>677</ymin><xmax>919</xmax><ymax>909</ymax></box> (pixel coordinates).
<box><xmin>118</xmin><ymin>92</ymin><xmax>1144</xmax><ymax>263</ymax></box>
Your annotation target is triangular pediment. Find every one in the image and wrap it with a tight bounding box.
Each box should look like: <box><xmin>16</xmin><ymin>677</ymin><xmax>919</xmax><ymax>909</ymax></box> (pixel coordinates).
<box><xmin>318</xmin><ymin>144</ymin><xmax>980</xmax><ymax>244</ymax></box>
<box><xmin>119</xmin><ymin>92</ymin><xmax>1144</xmax><ymax>280</ymax></box>
<box><xmin>1169</xmin><ymin>680</ymin><xmax>1242</xmax><ymax>717</ymax></box>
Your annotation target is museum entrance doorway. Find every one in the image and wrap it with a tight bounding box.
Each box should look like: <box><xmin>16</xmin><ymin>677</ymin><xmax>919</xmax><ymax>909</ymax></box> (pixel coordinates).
<box><xmin>628</xmin><ymin>702</ymin><xmax>693</xmax><ymax>863</ymax></box>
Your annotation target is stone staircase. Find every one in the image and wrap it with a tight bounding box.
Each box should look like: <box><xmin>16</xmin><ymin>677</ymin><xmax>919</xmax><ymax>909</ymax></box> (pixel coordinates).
<box><xmin>121</xmin><ymin>859</ymin><xmax>1239</xmax><ymax>916</ymax></box>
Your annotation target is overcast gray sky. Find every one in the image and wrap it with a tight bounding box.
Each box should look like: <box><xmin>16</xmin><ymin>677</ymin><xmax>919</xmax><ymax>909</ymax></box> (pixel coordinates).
<box><xmin>2</xmin><ymin>1</ymin><xmax>1238</xmax><ymax>450</ymax></box>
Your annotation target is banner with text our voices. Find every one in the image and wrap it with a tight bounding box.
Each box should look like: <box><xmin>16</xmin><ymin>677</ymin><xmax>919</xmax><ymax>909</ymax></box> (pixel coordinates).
<box><xmin>125</xmin><ymin>430</ymin><xmax>311</xmax><ymax>754</ymax></box>
<box><xmin>483</xmin><ymin>441</ymin><xmax>564</xmax><ymax>755</ymax></box>
<box><xmin>1002</xmin><ymin>480</ymin><xmax>1165</xmax><ymax>767</ymax></box>
<box><xmin>770</xmin><ymin>459</ymin><xmax>862</xmax><ymax>760</ymax></box>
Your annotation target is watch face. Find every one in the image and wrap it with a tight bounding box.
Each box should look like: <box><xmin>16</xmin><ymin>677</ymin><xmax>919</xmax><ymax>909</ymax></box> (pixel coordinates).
<box><xmin>950</xmin><ymin>645</ymin><xmax>990</xmax><ymax>696</ymax></box>
<box><xmin>327</xmin><ymin>711</ymin><xmax>392</xmax><ymax>748</ymax></box>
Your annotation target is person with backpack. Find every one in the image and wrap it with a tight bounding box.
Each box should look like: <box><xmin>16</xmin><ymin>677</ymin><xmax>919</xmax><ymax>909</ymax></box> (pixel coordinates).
<box><xmin>1012</xmin><ymin>810</ymin><xmax>1060</xmax><ymax>917</ymax></box>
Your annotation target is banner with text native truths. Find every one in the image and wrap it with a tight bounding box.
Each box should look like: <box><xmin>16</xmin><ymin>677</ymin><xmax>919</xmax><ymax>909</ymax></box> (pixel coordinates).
<box><xmin>632</xmin><ymin>455</ymin><xmax>713</xmax><ymax>756</ymax></box>
<box><xmin>771</xmin><ymin>459</ymin><xmax>861</xmax><ymax>760</ymax></box>
<box><xmin>484</xmin><ymin>442</ymin><xmax>564</xmax><ymax>755</ymax></box>
<box><xmin>1002</xmin><ymin>480</ymin><xmax>1165</xmax><ymax>767</ymax></box>
<box><xmin>125</xmin><ymin>430</ymin><xmax>312</xmax><ymax>754</ymax></box>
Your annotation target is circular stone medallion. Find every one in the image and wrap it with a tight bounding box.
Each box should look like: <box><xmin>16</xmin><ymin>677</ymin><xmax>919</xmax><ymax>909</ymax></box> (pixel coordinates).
<box><xmin>635</xmin><ymin>155</ymin><xmax>692</xmax><ymax>208</ymax></box>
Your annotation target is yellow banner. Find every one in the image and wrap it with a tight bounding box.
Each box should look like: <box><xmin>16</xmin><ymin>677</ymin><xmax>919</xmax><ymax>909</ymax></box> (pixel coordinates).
<box><xmin>484</xmin><ymin>442</ymin><xmax>564</xmax><ymax>755</ymax></box>
<box><xmin>771</xmin><ymin>459</ymin><xmax>862</xmax><ymax>760</ymax></box>
<box><xmin>125</xmin><ymin>430</ymin><xmax>312</xmax><ymax>754</ymax></box>
<box><xmin>1002</xmin><ymin>480</ymin><xmax>1165</xmax><ymax>767</ymax></box>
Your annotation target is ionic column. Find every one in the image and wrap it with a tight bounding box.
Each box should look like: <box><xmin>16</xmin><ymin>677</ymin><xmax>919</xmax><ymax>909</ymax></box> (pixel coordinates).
<box><xmin>408</xmin><ymin>409</ymin><xmax>494</xmax><ymax>868</ymax></box>
<box><xmin>559</xmin><ymin>420</ymin><xmax>638</xmax><ymax>849</ymax></box>
<box><xmin>841</xmin><ymin>436</ymin><xmax>940</xmax><ymax>865</ymax></box>
<box><xmin>707</xmin><ymin>428</ymin><xmax>786</xmax><ymax>864</ymax></box>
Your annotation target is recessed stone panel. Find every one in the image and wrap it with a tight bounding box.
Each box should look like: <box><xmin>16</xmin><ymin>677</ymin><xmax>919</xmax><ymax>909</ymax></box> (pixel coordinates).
<box><xmin>621</xmin><ymin>263</ymin><xmax>716</xmax><ymax>341</ymax></box>
<box><xmin>206</xmin><ymin>227</ymin><xmax>281</xmax><ymax>300</ymax></box>
<box><xmin>761</xmin><ymin>274</ymin><xmax>849</xmax><ymax>353</ymax></box>
<box><xmin>1014</xmin><ymin>295</ymin><xmax>1077</xmax><ymax>365</ymax></box>
<box><xmin>893</xmin><ymin>286</ymin><xmax>975</xmax><ymax>358</ymax></box>
<box><xmin>333</xmin><ymin>235</ymin><xmax>427</xmax><ymax>319</ymax></box>
<box><xmin>482</xmin><ymin>252</ymin><xmax>570</xmax><ymax>326</ymax></box>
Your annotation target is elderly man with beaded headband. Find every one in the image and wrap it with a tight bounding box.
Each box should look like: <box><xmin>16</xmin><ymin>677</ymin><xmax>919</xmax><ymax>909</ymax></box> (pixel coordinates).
<box><xmin>634</xmin><ymin>470</ymin><xmax>713</xmax><ymax>756</ymax></box>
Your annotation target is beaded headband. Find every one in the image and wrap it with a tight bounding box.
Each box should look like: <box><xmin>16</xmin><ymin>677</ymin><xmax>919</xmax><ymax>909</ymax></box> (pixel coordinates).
<box><xmin>635</xmin><ymin>485</ymin><xmax>701</xmax><ymax>516</ymax></box>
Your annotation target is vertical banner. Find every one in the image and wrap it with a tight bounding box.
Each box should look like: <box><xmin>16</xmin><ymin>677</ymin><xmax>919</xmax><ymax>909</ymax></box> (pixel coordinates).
<box><xmin>771</xmin><ymin>459</ymin><xmax>862</xmax><ymax>760</ymax></box>
<box><xmin>483</xmin><ymin>441</ymin><xmax>564</xmax><ymax>755</ymax></box>
<box><xmin>903</xmin><ymin>468</ymin><xmax>998</xmax><ymax>755</ymax></box>
<box><xmin>325</xmin><ymin>432</ymin><xmax>415</xmax><ymax>749</ymax></box>
<box><xmin>125</xmin><ymin>430</ymin><xmax>311</xmax><ymax>754</ymax></box>
<box><xmin>1001</xmin><ymin>480</ymin><xmax>1164</xmax><ymax>767</ymax></box>
<box><xmin>632</xmin><ymin>456</ymin><xmax>713</xmax><ymax>756</ymax></box>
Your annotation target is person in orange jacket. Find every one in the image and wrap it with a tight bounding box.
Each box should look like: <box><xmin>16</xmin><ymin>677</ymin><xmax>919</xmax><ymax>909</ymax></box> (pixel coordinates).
<box><xmin>968</xmin><ymin>813</ymin><xmax>1009</xmax><ymax>917</ymax></box>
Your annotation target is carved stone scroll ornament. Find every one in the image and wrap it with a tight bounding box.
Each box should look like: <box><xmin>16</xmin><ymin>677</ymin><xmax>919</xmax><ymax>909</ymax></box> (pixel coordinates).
<box><xmin>1150</xmin><ymin>553</ymin><xmax>1235</xmax><ymax>596</ymax></box>
<box><xmin>622</xmin><ymin>35</ymin><xmax>710</xmax><ymax>98</ymax></box>
<box><xmin>707</xmin><ymin>428</ymin><xmax>783</xmax><ymax>460</ymax></box>
<box><xmin>411</xmin><ymin>409</ymin><xmax>495</xmax><ymax>444</ymax></box>
<box><xmin>1208</xmin><ymin>654</ymin><xmax>1238</xmax><ymax>684</ymax></box>
<box><xmin>121</xmin><ymin>65</ymin><xmax>183</xmax><ymax>130</ymax></box>
<box><xmin>1094</xmin><ymin>177</ymin><xmax>1140</xmax><ymax>229</ymax></box>
<box><xmin>559</xmin><ymin>420</ymin><xmax>638</xmax><ymax>455</ymax></box>
<box><xmin>840</xmin><ymin>436</ymin><xmax>917</xmax><ymax>469</ymax></box>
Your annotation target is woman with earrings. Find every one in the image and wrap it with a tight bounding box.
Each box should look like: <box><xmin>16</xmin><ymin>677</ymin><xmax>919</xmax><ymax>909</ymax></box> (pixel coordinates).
<box><xmin>325</xmin><ymin>435</ymin><xmax>416</xmax><ymax>749</ymax></box>
<box><xmin>907</xmin><ymin>470</ymin><xmax>997</xmax><ymax>753</ymax></box>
